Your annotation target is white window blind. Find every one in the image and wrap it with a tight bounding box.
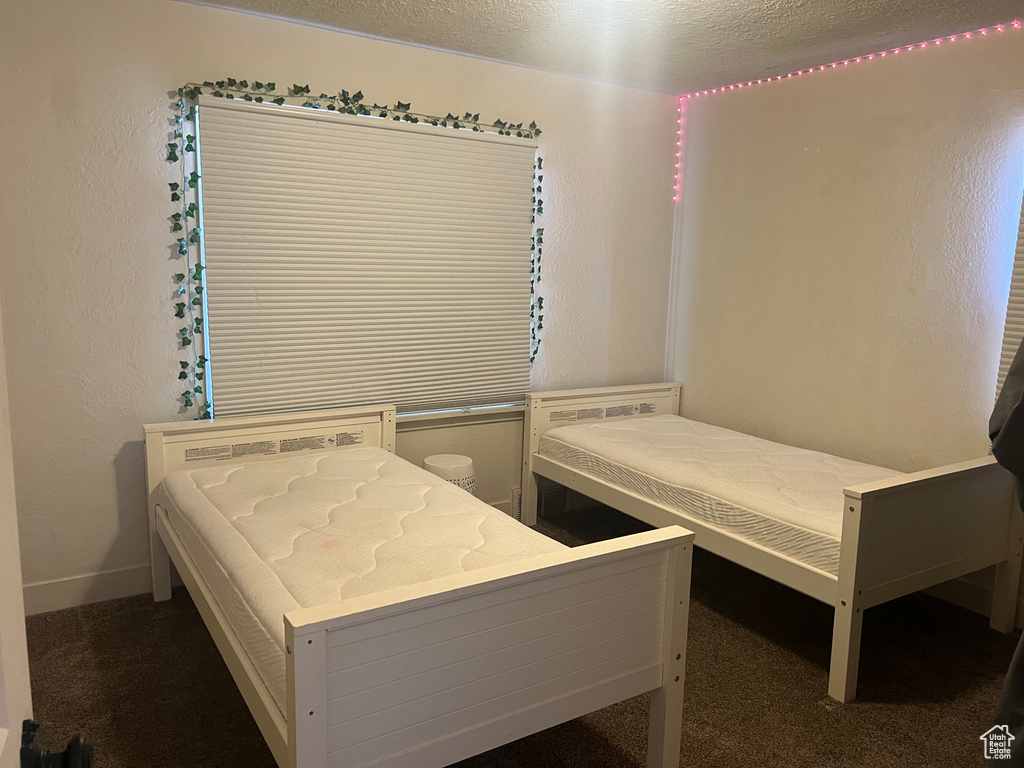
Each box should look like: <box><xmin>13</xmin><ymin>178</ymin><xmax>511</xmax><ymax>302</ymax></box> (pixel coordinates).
<box><xmin>196</xmin><ymin>98</ymin><xmax>536</xmax><ymax>417</ymax></box>
<box><xmin>997</xmin><ymin>191</ymin><xmax>1024</xmax><ymax>397</ymax></box>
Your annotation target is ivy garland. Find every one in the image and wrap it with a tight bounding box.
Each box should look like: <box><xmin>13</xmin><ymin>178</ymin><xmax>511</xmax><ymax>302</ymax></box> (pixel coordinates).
<box><xmin>168</xmin><ymin>79</ymin><xmax>545</xmax><ymax>418</ymax></box>
<box><xmin>531</xmin><ymin>157</ymin><xmax>545</xmax><ymax>363</ymax></box>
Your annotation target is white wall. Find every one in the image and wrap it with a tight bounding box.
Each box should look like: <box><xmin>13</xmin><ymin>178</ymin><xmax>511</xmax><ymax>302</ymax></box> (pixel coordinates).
<box><xmin>668</xmin><ymin>31</ymin><xmax>1024</xmax><ymax>473</ymax></box>
<box><xmin>0</xmin><ymin>0</ymin><xmax>677</xmax><ymax>611</ymax></box>
<box><xmin>0</xmin><ymin>298</ymin><xmax>32</xmax><ymax>765</ymax></box>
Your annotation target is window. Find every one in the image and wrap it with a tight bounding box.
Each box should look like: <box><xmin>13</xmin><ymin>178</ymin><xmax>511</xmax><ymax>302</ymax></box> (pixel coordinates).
<box><xmin>996</xmin><ymin>190</ymin><xmax>1024</xmax><ymax>397</ymax></box>
<box><xmin>196</xmin><ymin>99</ymin><xmax>536</xmax><ymax>417</ymax></box>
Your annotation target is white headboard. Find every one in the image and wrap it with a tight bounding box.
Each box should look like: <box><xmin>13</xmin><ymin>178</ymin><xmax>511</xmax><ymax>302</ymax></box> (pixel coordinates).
<box><xmin>144</xmin><ymin>404</ymin><xmax>397</xmax><ymax>497</ymax></box>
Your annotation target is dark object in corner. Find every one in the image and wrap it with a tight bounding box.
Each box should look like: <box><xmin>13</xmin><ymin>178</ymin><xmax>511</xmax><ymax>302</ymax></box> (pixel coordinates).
<box><xmin>20</xmin><ymin>720</ymin><xmax>93</xmax><ymax>768</ymax></box>
<box><xmin>989</xmin><ymin>336</ymin><xmax>1024</xmax><ymax>767</ymax></box>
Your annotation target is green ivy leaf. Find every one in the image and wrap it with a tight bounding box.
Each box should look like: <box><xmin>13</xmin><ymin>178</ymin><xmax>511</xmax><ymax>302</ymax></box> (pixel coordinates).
<box><xmin>227</xmin><ymin>77</ymin><xmax>237</xmax><ymax>87</ymax></box>
<box><xmin>192</xmin><ymin>263</ymin><xmax>205</xmax><ymax>280</ymax></box>
<box><xmin>170</xmin><ymin>192</ymin><xmax>181</xmax><ymax>202</ymax></box>
<box><xmin>173</xmin><ymin>273</ymin><xmax>185</xmax><ymax>282</ymax></box>
<box><xmin>185</xmin><ymin>203</ymin><xmax>197</xmax><ymax>218</ymax></box>
<box><xmin>191</xmin><ymin>297</ymin><xmax>202</xmax><ymax>306</ymax></box>
<box><xmin>273</xmin><ymin>97</ymin><xmax>285</xmax><ymax>106</ymax></box>
<box><xmin>194</xmin><ymin>385</ymin><xmax>203</xmax><ymax>394</ymax></box>
<box><xmin>471</xmin><ymin>113</ymin><xmax>480</xmax><ymax>122</ymax></box>
<box><xmin>177</xmin><ymin>238</ymin><xmax>188</xmax><ymax>255</ymax></box>
<box><xmin>166</xmin><ymin>144</ymin><xmax>179</xmax><ymax>162</ymax></box>
<box><xmin>178</xmin><ymin>370</ymin><xmax>189</xmax><ymax>380</ymax></box>
<box><xmin>267</xmin><ymin>82</ymin><xmax>276</xmax><ymax>91</ymax></box>
<box><xmin>174</xmin><ymin>302</ymin><xmax>186</xmax><ymax>318</ymax></box>
<box><xmin>172</xmin><ymin>222</ymin><xmax>183</xmax><ymax>232</ymax></box>
<box><xmin>187</xmin><ymin>171</ymin><xmax>200</xmax><ymax>188</ymax></box>
<box><xmin>239</xmin><ymin>79</ymin><xmax>249</xmax><ymax>89</ymax></box>
<box><xmin>396</xmin><ymin>101</ymin><xmax>411</xmax><ymax>111</ymax></box>
<box><xmin>197</xmin><ymin>355</ymin><xmax>209</xmax><ymax>366</ymax></box>
<box><xmin>255</xmin><ymin>96</ymin><xmax>264</xmax><ymax>103</ymax></box>
<box><xmin>180</xmin><ymin>360</ymin><xmax>190</xmax><ymax>370</ymax></box>
<box><xmin>254</xmin><ymin>81</ymin><xmax>264</xmax><ymax>90</ymax></box>
<box><xmin>188</xmin><ymin>227</ymin><xmax>202</xmax><ymax>244</ymax></box>
<box><xmin>352</xmin><ymin>90</ymin><xmax>363</xmax><ymax>103</ymax></box>
<box><xmin>195</xmin><ymin>370</ymin><xmax>205</xmax><ymax>381</ymax></box>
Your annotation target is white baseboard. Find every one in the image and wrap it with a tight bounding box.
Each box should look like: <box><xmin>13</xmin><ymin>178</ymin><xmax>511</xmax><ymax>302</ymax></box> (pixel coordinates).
<box><xmin>0</xmin><ymin>726</ymin><xmax>11</xmax><ymax>768</ymax></box>
<box><xmin>23</xmin><ymin>563</ymin><xmax>151</xmax><ymax>616</ymax></box>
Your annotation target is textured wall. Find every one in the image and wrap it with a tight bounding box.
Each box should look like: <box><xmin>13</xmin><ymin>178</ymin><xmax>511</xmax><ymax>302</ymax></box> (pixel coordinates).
<box><xmin>0</xmin><ymin>299</ymin><xmax>32</xmax><ymax>737</ymax></box>
<box><xmin>0</xmin><ymin>0</ymin><xmax>676</xmax><ymax>606</ymax></box>
<box><xmin>667</xmin><ymin>31</ymin><xmax>1024</xmax><ymax>472</ymax></box>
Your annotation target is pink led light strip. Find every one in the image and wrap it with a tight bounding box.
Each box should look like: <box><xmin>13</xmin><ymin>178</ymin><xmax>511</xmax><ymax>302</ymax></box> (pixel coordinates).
<box><xmin>672</xmin><ymin>19</ymin><xmax>1022</xmax><ymax>200</ymax></box>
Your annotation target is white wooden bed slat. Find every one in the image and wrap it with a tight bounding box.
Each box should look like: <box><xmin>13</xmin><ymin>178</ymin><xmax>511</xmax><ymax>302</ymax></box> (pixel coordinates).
<box><xmin>328</xmin><ymin>630</ymin><xmax>663</xmax><ymax>740</ymax></box>
<box><xmin>324</xmin><ymin>558</ymin><xmax>666</xmax><ymax>658</ymax></box>
<box><xmin>326</xmin><ymin>589</ymin><xmax>666</xmax><ymax>699</ymax></box>
<box><xmin>329</xmin><ymin>605</ymin><xmax>665</xmax><ymax>716</ymax></box>
<box><xmin>326</xmin><ymin>667</ymin><xmax>664</xmax><ymax>768</ymax></box>
<box><xmin>328</xmin><ymin>652</ymin><xmax>663</xmax><ymax>763</ymax></box>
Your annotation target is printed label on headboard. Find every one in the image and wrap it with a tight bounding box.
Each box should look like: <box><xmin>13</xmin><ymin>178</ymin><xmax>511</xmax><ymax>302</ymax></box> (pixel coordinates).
<box><xmin>333</xmin><ymin>431</ymin><xmax>364</xmax><ymax>446</ymax></box>
<box><xmin>281</xmin><ymin>435</ymin><xmax>327</xmax><ymax>453</ymax></box>
<box><xmin>577</xmin><ymin>408</ymin><xmax>605</xmax><ymax>420</ymax></box>
<box><xmin>550</xmin><ymin>410</ymin><xmax>578</xmax><ymax>422</ymax></box>
<box><xmin>231</xmin><ymin>440</ymin><xmax>279</xmax><ymax>458</ymax></box>
<box><xmin>184</xmin><ymin>445</ymin><xmax>233</xmax><ymax>463</ymax></box>
<box><xmin>605</xmin><ymin>404</ymin><xmax>640</xmax><ymax>418</ymax></box>
<box><xmin>639</xmin><ymin>402</ymin><xmax>657</xmax><ymax>414</ymax></box>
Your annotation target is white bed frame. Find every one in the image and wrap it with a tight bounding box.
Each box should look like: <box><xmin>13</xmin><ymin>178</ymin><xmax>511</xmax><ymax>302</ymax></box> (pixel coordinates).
<box><xmin>144</xmin><ymin>405</ymin><xmax>695</xmax><ymax>768</ymax></box>
<box><xmin>521</xmin><ymin>382</ymin><xmax>1024</xmax><ymax>703</ymax></box>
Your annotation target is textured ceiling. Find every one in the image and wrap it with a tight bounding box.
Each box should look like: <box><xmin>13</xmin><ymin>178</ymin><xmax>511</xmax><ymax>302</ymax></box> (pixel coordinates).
<box><xmin>194</xmin><ymin>0</ymin><xmax>1023</xmax><ymax>93</ymax></box>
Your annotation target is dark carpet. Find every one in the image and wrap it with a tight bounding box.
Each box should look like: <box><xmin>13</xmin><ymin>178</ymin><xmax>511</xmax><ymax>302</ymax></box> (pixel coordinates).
<box><xmin>26</xmin><ymin>507</ymin><xmax>1018</xmax><ymax>767</ymax></box>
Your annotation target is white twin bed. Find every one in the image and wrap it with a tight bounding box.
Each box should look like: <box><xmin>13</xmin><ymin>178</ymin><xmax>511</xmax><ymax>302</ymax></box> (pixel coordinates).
<box><xmin>145</xmin><ymin>405</ymin><xmax>694</xmax><ymax>768</ymax></box>
<box><xmin>522</xmin><ymin>383</ymin><xmax>1024</xmax><ymax>703</ymax></box>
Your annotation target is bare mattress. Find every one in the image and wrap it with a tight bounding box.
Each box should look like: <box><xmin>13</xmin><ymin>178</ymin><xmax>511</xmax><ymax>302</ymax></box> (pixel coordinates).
<box><xmin>155</xmin><ymin>446</ymin><xmax>566</xmax><ymax>714</ymax></box>
<box><xmin>539</xmin><ymin>415</ymin><xmax>899</xmax><ymax>576</ymax></box>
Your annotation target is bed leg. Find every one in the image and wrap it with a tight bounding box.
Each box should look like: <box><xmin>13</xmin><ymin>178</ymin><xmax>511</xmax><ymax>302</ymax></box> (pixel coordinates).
<box><xmin>828</xmin><ymin>599</ymin><xmax>863</xmax><ymax>703</ymax></box>
<box><xmin>646</xmin><ymin>541</ymin><xmax>690</xmax><ymax>768</ymax></box>
<box><xmin>991</xmin><ymin>504</ymin><xmax>1024</xmax><ymax>633</ymax></box>
<box><xmin>150</xmin><ymin>515</ymin><xmax>172</xmax><ymax>602</ymax></box>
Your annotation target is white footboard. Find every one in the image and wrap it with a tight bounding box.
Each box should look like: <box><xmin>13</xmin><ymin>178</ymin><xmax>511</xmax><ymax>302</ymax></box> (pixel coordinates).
<box><xmin>828</xmin><ymin>456</ymin><xmax>1021</xmax><ymax>702</ymax></box>
<box><xmin>284</xmin><ymin>527</ymin><xmax>694</xmax><ymax>768</ymax></box>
